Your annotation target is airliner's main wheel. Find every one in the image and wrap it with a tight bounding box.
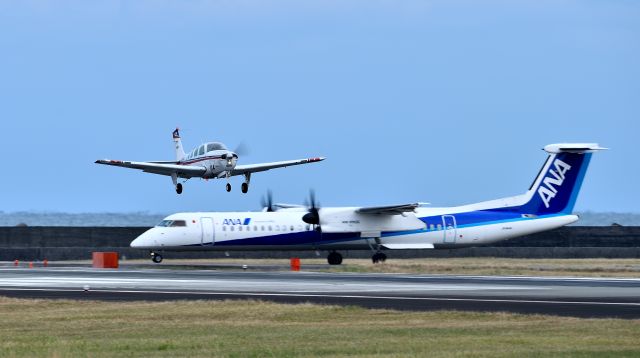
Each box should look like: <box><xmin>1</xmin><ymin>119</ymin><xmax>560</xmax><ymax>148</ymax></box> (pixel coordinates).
<box><xmin>327</xmin><ymin>251</ymin><xmax>343</xmax><ymax>265</ymax></box>
<box><xmin>226</xmin><ymin>183</ymin><xmax>232</xmax><ymax>192</ymax></box>
<box><xmin>151</xmin><ymin>253</ymin><xmax>163</xmax><ymax>263</ymax></box>
<box><xmin>176</xmin><ymin>183</ymin><xmax>183</xmax><ymax>194</ymax></box>
<box><xmin>241</xmin><ymin>182</ymin><xmax>249</xmax><ymax>194</ymax></box>
<box><xmin>371</xmin><ymin>252</ymin><xmax>387</xmax><ymax>264</ymax></box>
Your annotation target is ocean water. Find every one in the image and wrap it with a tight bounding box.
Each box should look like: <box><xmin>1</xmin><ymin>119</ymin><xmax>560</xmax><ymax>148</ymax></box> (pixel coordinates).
<box><xmin>0</xmin><ymin>211</ymin><xmax>638</xmax><ymax>227</ymax></box>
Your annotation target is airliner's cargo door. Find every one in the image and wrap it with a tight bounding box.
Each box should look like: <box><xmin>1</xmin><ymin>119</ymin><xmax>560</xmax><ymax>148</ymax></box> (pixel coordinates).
<box><xmin>442</xmin><ymin>215</ymin><xmax>457</xmax><ymax>243</ymax></box>
<box><xmin>201</xmin><ymin>217</ymin><xmax>215</xmax><ymax>246</ymax></box>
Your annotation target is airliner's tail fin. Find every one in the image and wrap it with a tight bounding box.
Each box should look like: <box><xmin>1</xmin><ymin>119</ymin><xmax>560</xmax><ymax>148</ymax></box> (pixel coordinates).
<box><xmin>173</xmin><ymin>128</ymin><xmax>186</xmax><ymax>161</ymax></box>
<box><xmin>518</xmin><ymin>143</ymin><xmax>606</xmax><ymax>215</ymax></box>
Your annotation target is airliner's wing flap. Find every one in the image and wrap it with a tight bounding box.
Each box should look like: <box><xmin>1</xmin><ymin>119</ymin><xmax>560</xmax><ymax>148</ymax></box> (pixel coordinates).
<box><xmin>231</xmin><ymin>157</ymin><xmax>325</xmax><ymax>176</ymax></box>
<box><xmin>95</xmin><ymin>160</ymin><xmax>205</xmax><ymax>178</ymax></box>
<box><xmin>356</xmin><ymin>203</ymin><xmax>420</xmax><ymax>215</ymax></box>
<box><xmin>381</xmin><ymin>244</ymin><xmax>434</xmax><ymax>249</ymax></box>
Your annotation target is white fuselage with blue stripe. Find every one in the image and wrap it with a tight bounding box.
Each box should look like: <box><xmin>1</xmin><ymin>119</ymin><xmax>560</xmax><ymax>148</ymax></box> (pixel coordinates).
<box><xmin>130</xmin><ymin>143</ymin><xmax>605</xmax><ymax>252</ymax></box>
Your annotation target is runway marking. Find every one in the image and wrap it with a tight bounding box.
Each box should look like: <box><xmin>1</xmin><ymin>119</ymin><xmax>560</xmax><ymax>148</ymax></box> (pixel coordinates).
<box><xmin>0</xmin><ymin>287</ymin><xmax>638</xmax><ymax>307</ymax></box>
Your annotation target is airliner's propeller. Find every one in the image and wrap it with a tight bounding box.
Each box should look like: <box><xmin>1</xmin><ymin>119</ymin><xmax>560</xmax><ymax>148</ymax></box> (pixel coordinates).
<box><xmin>261</xmin><ymin>190</ymin><xmax>275</xmax><ymax>212</ymax></box>
<box><xmin>302</xmin><ymin>190</ymin><xmax>321</xmax><ymax>231</ymax></box>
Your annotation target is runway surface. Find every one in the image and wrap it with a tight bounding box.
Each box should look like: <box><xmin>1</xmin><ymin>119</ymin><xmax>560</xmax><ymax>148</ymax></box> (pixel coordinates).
<box><xmin>0</xmin><ymin>266</ymin><xmax>639</xmax><ymax>318</ymax></box>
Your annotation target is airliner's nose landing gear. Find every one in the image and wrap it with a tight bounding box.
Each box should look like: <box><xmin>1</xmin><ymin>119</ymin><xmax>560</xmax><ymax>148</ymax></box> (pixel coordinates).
<box><xmin>176</xmin><ymin>183</ymin><xmax>183</xmax><ymax>194</ymax></box>
<box><xmin>226</xmin><ymin>183</ymin><xmax>232</xmax><ymax>192</ymax></box>
<box><xmin>150</xmin><ymin>252</ymin><xmax>163</xmax><ymax>263</ymax></box>
<box><xmin>371</xmin><ymin>252</ymin><xmax>387</xmax><ymax>264</ymax></box>
<box><xmin>327</xmin><ymin>251</ymin><xmax>343</xmax><ymax>265</ymax></box>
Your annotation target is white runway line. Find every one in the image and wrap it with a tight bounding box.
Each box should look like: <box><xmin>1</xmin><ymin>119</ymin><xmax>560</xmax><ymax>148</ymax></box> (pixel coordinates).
<box><xmin>0</xmin><ymin>287</ymin><xmax>637</xmax><ymax>307</ymax></box>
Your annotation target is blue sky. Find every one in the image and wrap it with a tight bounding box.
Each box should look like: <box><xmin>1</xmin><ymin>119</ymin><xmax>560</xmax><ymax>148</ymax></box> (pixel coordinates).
<box><xmin>0</xmin><ymin>1</ymin><xmax>638</xmax><ymax>213</ymax></box>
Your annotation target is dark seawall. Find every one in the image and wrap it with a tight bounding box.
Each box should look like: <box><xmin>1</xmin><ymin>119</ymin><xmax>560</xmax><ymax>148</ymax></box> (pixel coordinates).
<box><xmin>1</xmin><ymin>226</ymin><xmax>640</xmax><ymax>261</ymax></box>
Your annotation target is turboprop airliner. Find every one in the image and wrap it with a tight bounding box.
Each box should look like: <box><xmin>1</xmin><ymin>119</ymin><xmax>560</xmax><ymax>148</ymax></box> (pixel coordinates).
<box><xmin>96</xmin><ymin>128</ymin><xmax>325</xmax><ymax>194</ymax></box>
<box><xmin>131</xmin><ymin>143</ymin><xmax>606</xmax><ymax>264</ymax></box>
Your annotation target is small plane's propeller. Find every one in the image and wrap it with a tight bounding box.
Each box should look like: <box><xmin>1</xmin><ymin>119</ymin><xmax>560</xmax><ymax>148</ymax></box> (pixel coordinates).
<box><xmin>234</xmin><ymin>142</ymin><xmax>250</xmax><ymax>157</ymax></box>
<box><xmin>261</xmin><ymin>190</ymin><xmax>275</xmax><ymax>212</ymax></box>
<box><xmin>302</xmin><ymin>190</ymin><xmax>321</xmax><ymax>230</ymax></box>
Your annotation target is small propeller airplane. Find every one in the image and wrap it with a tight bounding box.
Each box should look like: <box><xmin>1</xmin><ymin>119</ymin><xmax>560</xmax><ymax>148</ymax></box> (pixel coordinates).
<box><xmin>96</xmin><ymin>128</ymin><xmax>325</xmax><ymax>194</ymax></box>
<box><xmin>130</xmin><ymin>143</ymin><xmax>606</xmax><ymax>264</ymax></box>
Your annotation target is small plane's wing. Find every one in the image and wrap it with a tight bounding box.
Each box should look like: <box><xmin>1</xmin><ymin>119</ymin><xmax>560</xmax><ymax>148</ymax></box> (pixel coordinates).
<box><xmin>230</xmin><ymin>157</ymin><xmax>325</xmax><ymax>176</ymax></box>
<box><xmin>95</xmin><ymin>159</ymin><xmax>206</xmax><ymax>178</ymax></box>
<box><xmin>356</xmin><ymin>203</ymin><xmax>420</xmax><ymax>215</ymax></box>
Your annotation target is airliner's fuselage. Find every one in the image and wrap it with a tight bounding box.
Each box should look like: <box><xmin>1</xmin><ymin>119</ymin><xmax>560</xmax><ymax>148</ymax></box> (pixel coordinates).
<box><xmin>131</xmin><ymin>209</ymin><xmax>578</xmax><ymax>252</ymax></box>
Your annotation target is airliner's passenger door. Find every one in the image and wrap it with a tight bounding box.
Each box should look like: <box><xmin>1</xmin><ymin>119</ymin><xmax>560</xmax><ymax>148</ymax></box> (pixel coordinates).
<box><xmin>201</xmin><ymin>217</ymin><xmax>215</xmax><ymax>246</ymax></box>
<box><xmin>442</xmin><ymin>215</ymin><xmax>457</xmax><ymax>243</ymax></box>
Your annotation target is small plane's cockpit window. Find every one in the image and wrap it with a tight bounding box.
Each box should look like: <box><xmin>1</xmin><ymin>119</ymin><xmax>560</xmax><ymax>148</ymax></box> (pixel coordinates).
<box><xmin>206</xmin><ymin>142</ymin><xmax>227</xmax><ymax>152</ymax></box>
<box><xmin>156</xmin><ymin>220</ymin><xmax>186</xmax><ymax>227</ymax></box>
<box><xmin>198</xmin><ymin>145</ymin><xmax>205</xmax><ymax>156</ymax></box>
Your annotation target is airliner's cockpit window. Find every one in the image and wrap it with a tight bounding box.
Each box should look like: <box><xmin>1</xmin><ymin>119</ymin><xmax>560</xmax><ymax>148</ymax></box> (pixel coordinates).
<box><xmin>206</xmin><ymin>142</ymin><xmax>227</xmax><ymax>152</ymax></box>
<box><xmin>156</xmin><ymin>220</ymin><xmax>187</xmax><ymax>227</ymax></box>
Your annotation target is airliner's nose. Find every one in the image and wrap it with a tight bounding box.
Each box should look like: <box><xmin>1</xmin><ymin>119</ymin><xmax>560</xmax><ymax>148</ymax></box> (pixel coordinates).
<box><xmin>130</xmin><ymin>230</ymin><xmax>155</xmax><ymax>248</ymax></box>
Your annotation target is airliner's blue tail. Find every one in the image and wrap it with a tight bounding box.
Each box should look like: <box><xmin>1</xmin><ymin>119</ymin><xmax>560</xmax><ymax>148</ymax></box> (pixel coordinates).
<box><xmin>517</xmin><ymin>143</ymin><xmax>606</xmax><ymax>215</ymax></box>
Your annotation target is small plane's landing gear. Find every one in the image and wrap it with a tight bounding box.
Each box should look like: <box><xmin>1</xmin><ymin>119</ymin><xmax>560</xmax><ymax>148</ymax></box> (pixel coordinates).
<box><xmin>327</xmin><ymin>251</ymin><xmax>343</xmax><ymax>265</ymax></box>
<box><xmin>151</xmin><ymin>252</ymin><xmax>163</xmax><ymax>263</ymax></box>
<box><xmin>241</xmin><ymin>173</ymin><xmax>251</xmax><ymax>194</ymax></box>
<box><xmin>226</xmin><ymin>183</ymin><xmax>232</xmax><ymax>192</ymax></box>
<box><xmin>176</xmin><ymin>183</ymin><xmax>183</xmax><ymax>194</ymax></box>
<box><xmin>371</xmin><ymin>252</ymin><xmax>387</xmax><ymax>264</ymax></box>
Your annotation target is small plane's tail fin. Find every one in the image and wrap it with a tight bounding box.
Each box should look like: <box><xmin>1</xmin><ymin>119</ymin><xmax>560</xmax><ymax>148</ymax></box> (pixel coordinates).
<box><xmin>517</xmin><ymin>143</ymin><xmax>606</xmax><ymax>215</ymax></box>
<box><xmin>173</xmin><ymin>128</ymin><xmax>186</xmax><ymax>161</ymax></box>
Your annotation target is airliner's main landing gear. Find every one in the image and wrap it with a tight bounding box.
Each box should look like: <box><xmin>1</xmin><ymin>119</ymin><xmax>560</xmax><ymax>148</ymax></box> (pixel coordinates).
<box><xmin>226</xmin><ymin>183</ymin><xmax>232</xmax><ymax>192</ymax></box>
<box><xmin>176</xmin><ymin>183</ymin><xmax>183</xmax><ymax>194</ymax></box>
<box><xmin>327</xmin><ymin>251</ymin><xmax>343</xmax><ymax>265</ymax></box>
<box><xmin>241</xmin><ymin>182</ymin><xmax>249</xmax><ymax>194</ymax></box>
<box><xmin>150</xmin><ymin>252</ymin><xmax>163</xmax><ymax>263</ymax></box>
<box><xmin>371</xmin><ymin>252</ymin><xmax>387</xmax><ymax>264</ymax></box>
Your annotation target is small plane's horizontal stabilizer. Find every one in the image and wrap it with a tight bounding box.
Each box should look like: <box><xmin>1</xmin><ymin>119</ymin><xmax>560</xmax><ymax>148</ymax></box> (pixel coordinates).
<box><xmin>381</xmin><ymin>244</ymin><xmax>435</xmax><ymax>249</ymax></box>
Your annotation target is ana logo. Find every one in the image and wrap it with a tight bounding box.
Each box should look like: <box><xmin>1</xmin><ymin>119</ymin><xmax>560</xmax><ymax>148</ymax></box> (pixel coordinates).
<box><xmin>537</xmin><ymin>159</ymin><xmax>572</xmax><ymax>208</ymax></box>
<box><xmin>223</xmin><ymin>218</ymin><xmax>251</xmax><ymax>225</ymax></box>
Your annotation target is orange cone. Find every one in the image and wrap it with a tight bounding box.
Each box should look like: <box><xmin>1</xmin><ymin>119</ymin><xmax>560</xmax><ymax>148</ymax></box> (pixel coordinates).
<box><xmin>14</xmin><ymin>260</ymin><xmax>19</xmax><ymax>266</ymax></box>
<box><xmin>28</xmin><ymin>262</ymin><xmax>33</xmax><ymax>268</ymax></box>
<box><xmin>43</xmin><ymin>259</ymin><xmax>48</xmax><ymax>267</ymax></box>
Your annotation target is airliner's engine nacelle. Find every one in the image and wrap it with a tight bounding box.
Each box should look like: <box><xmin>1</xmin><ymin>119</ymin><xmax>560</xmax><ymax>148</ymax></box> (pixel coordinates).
<box><xmin>318</xmin><ymin>208</ymin><xmax>425</xmax><ymax>234</ymax></box>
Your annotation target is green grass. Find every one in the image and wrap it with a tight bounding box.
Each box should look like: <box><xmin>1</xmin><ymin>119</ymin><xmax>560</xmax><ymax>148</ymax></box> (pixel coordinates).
<box><xmin>1</xmin><ymin>297</ymin><xmax>639</xmax><ymax>357</ymax></box>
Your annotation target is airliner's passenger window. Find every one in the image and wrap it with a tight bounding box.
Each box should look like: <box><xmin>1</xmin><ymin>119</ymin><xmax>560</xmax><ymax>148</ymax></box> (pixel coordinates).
<box><xmin>298</xmin><ymin>225</ymin><xmax>303</xmax><ymax>231</ymax></box>
<box><xmin>247</xmin><ymin>226</ymin><xmax>250</xmax><ymax>232</ymax></box>
<box><xmin>170</xmin><ymin>220</ymin><xmax>186</xmax><ymax>227</ymax></box>
<box><xmin>268</xmin><ymin>225</ymin><xmax>272</xmax><ymax>231</ymax></box>
<box><xmin>239</xmin><ymin>226</ymin><xmax>243</xmax><ymax>232</ymax></box>
<box><xmin>261</xmin><ymin>225</ymin><xmax>265</xmax><ymax>231</ymax></box>
<box><xmin>430</xmin><ymin>224</ymin><xmax>435</xmax><ymax>231</ymax></box>
<box><xmin>281</xmin><ymin>225</ymin><xmax>286</xmax><ymax>231</ymax></box>
<box><xmin>254</xmin><ymin>225</ymin><xmax>258</xmax><ymax>231</ymax></box>
<box><xmin>290</xmin><ymin>226</ymin><xmax>295</xmax><ymax>231</ymax></box>
<box><xmin>306</xmin><ymin>225</ymin><xmax>310</xmax><ymax>231</ymax></box>
<box><xmin>437</xmin><ymin>224</ymin><xmax>442</xmax><ymax>230</ymax></box>
<box><xmin>222</xmin><ymin>226</ymin><xmax>226</xmax><ymax>231</ymax></box>
<box><xmin>230</xmin><ymin>226</ymin><xmax>234</xmax><ymax>232</ymax></box>
<box><xmin>275</xmin><ymin>226</ymin><xmax>279</xmax><ymax>231</ymax></box>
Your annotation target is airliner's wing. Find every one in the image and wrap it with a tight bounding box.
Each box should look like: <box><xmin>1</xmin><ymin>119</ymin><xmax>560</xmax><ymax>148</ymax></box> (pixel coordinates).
<box><xmin>95</xmin><ymin>159</ymin><xmax>206</xmax><ymax>178</ymax></box>
<box><xmin>356</xmin><ymin>203</ymin><xmax>420</xmax><ymax>215</ymax></box>
<box><xmin>231</xmin><ymin>157</ymin><xmax>325</xmax><ymax>176</ymax></box>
